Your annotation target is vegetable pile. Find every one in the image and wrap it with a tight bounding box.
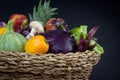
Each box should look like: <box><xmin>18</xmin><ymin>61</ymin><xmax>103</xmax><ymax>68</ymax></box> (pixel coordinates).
<box><xmin>0</xmin><ymin>0</ymin><xmax>104</xmax><ymax>55</ymax></box>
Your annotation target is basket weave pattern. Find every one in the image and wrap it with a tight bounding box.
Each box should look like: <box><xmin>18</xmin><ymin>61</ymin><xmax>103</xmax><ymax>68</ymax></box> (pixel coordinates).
<box><xmin>0</xmin><ymin>50</ymin><xmax>100</xmax><ymax>80</ymax></box>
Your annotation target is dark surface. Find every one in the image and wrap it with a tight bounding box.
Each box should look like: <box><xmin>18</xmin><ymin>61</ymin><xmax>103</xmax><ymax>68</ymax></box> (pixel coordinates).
<box><xmin>0</xmin><ymin>0</ymin><xmax>120</xmax><ymax>80</ymax></box>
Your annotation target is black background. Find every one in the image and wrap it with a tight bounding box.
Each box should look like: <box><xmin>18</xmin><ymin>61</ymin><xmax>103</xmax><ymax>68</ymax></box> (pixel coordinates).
<box><xmin>0</xmin><ymin>0</ymin><xmax>120</xmax><ymax>80</ymax></box>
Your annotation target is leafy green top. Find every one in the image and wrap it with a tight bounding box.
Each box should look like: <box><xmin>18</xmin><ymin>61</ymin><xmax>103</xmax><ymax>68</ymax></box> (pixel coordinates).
<box><xmin>29</xmin><ymin>0</ymin><xmax>57</xmax><ymax>25</ymax></box>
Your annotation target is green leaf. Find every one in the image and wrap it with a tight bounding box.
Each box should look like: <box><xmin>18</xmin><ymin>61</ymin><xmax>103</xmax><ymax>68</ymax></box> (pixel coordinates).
<box><xmin>28</xmin><ymin>13</ymin><xmax>32</xmax><ymax>21</ymax></box>
<box><xmin>21</xmin><ymin>19</ymin><xmax>27</xmax><ymax>29</ymax></box>
<box><xmin>89</xmin><ymin>39</ymin><xmax>96</xmax><ymax>46</ymax></box>
<box><xmin>70</xmin><ymin>25</ymin><xmax>88</xmax><ymax>44</ymax></box>
<box><xmin>93</xmin><ymin>43</ymin><xmax>104</xmax><ymax>54</ymax></box>
<box><xmin>79</xmin><ymin>25</ymin><xmax>88</xmax><ymax>39</ymax></box>
<box><xmin>70</xmin><ymin>27</ymin><xmax>81</xmax><ymax>44</ymax></box>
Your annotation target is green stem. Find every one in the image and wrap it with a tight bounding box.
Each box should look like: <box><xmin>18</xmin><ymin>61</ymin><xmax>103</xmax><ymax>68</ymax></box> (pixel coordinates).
<box><xmin>6</xmin><ymin>20</ymin><xmax>14</xmax><ymax>33</ymax></box>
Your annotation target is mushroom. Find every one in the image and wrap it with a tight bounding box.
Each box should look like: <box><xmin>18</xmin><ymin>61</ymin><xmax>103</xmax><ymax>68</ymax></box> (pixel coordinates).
<box><xmin>26</xmin><ymin>21</ymin><xmax>44</xmax><ymax>39</ymax></box>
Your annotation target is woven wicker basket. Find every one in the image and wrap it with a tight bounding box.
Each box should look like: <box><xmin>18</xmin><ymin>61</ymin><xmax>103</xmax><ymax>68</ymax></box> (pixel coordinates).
<box><xmin>0</xmin><ymin>50</ymin><xmax>100</xmax><ymax>80</ymax></box>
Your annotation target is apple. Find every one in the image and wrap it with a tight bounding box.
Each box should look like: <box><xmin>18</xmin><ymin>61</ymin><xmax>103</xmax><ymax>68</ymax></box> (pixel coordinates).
<box><xmin>9</xmin><ymin>14</ymin><xmax>28</xmax><ymax>32</ymax></box>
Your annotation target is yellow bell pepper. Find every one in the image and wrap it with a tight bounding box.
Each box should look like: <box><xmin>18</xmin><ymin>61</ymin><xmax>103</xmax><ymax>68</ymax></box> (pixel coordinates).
<box><xmin>25</xmin><ymin>35</ymin><xmax>49</xmax><ymax>54</ymax></box>
<box><xmin>0</xmin><ymin>27</ymin><xmax>6</xmax><ymax>35</ymax></box>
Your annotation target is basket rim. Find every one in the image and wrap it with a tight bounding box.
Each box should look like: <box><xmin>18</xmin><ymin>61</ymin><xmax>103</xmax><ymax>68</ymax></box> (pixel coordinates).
<box><xmin>0</xmin><ymin>50</ymin><xmax>100</xmax><ymax>56</ymax></box>
<box><xmin>0</xmin><ymin>50</ymin><xmax>101</xmax><ymax>75</ymax></box>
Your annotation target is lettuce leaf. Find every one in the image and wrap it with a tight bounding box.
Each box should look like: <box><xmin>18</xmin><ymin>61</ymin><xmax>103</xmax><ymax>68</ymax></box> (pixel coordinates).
<box><xmin>70</xmin><ymin>25</ymin><xmax>88</xmax><ymax>44</ymax></box>
<box><xmin>79</xmin><ymin>25</ymin><xmax>88</xmax><ymax>39</ymax></box>
<box><xmin>93</xmin><ymin>43</ymin><xmax>104</xmax><ymax>54</ymax></box>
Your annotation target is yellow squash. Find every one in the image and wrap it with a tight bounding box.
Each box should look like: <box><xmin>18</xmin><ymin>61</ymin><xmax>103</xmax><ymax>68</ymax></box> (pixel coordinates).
<box><xmin>25</xmin><ymin>35</ymin><xmax>49</xmax><ymax>54</ymax></box>
<box><xmin>0</xmin><ymin>27</ymin><xmax>6</xmax><ymax>35</ymax></box>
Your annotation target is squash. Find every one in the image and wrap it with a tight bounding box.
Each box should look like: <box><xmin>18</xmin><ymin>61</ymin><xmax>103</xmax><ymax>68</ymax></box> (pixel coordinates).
<box><xmin>25</xmin><ymin>35</ymin><xmax>49</xmax><ymax>54</ymax></box>
<box><xmin>0</xmin><ymin>20</ymin><xmax>27</xmax><ymax>52</ymax></box>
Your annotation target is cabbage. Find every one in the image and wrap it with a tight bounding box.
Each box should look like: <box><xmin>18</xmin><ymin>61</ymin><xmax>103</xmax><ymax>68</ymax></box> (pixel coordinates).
<box><xmin>43</xmin><ymin>30</ymin><xmax>77</xmax><ymax>54</ymax></box>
